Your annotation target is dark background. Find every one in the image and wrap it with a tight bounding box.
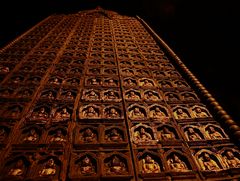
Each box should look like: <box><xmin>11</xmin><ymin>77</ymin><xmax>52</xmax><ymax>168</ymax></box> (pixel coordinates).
<box><xmin>0</xmin><ymin>0</ymin><xmax>239</xmax><ymax>124</ymax></box>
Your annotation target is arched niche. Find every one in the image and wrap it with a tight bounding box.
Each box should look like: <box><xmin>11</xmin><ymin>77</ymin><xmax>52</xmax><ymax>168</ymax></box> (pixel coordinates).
<box><xmin>164</xmin><ymin>92</ymin><xmax>180</xmax><ymax>102</ymax></box>
<box><xmin>172</xmin><ymin>106</ymin><xmax>191</xmax><ymax>120</ymax></box>
<box><xmin>131</xmin><ymin>123</ymin><xmax>155</xmax><ymax>145</ymax></box>
<box><xmin>173</xmin><ymin>80</ymin><xmax>189</xmax><ymax>88</ymax></box>
<box><xmin>143</xmin><ymin>90</ymin><xmax>161</xmax><ymax>102</ymax></box>
<box><xmin>182</xmin><ymin>125</ymin><xmax>205</xmax><ymax>141</ymax></box>
<box><xmin>158</xmin><ymin>80</ymin><xmax>173</xmax><ymax>89</ymax></box>
<box><xmin>64</xmin><ymin>77</ymin><xmax>80</xmax><ymax>86</ymax></box>
<box><xmin>102</xmin><ymin>90</ymin><xmax>120</xmax><ymax>101</ymax></box>
<box><xmin>103</xmin><ymin>77</ymin><xmax>118</xmax><ymax>87</ymax></box>
<box><xmin>127</xmin><ymin>104</ymin><xmax>147</xmax><ymax>120</ymax></box>
<box><xmin>125</xmin><ymin>89</ymin><xmax>141</xmax><ymax>101</ymax></box>
<box><xmin>40</xmin><ymin>89</ymin><xmax>57</xmax><ymax>100</ymax></box>
<box><xmin>48</xmin><ymin>76</ymin><xmax>62</xmax><ymax>86</ymax></box>
<box><xmin>138</xmin><ymin>78</ymin><xmax>155</xmax><ymax>87</ymax></box>
<box><xmin>103</xmin><ymin>153</ymin><xmax>129</xmax><ymax>175</ymax></box>
<box><xmin>103</xmin><ymin>105</ymin><xmax>122</xmax><ymax>119</ymax></box>
<box><xmin>137</xmin><ymin>151</ymin><xmax>162</xmax><ymax>174</ymax></box>
<box><xmin>195</xmin><ymin>149</ymin><xmax>225</xmax><ymax>171</ymax></box>
<box><xmin>47</xmin><ymin>127</ymin><xmax>67</xmax><ymax>143</ymax></box>
<box><xmin>104</xmin><ymin>127</ymin><xmax>124</xmax><ymax>142</ymax></box>
<box><xmin>16</xmin><ymin>88</ymin><xmax>33</xmax><ymax>98</ymax></box>
<box><xmin>190</xmin><ymin>105</ymin><xmax>211</xmax><ymax>118</ymax></box>
<box><xmin>148</xmin><ymin>104</ymin><xmax>169</xmax><ymax>122</ymax></box>
<box><xmin>157</xmin><ymin>125</ymin><xmax>178</xmax><ymax>141</ymax></box>
<box><xmin>123</xmin><ymin>77</ymin><xmax>137</xmax><ymax>87</ymax></box>
<box><xmin>0</xmin><ymin>125</ymin><xmax>11</xmax><ymax>143</ymax></box>
<box><xmin>78</xmin><ymin>126</ymin><xmax>98</xmax><ymax>143</ymax></box>
<box><xmin>4</xmin><ymin>104</ymin><xmax>23</xmax><ymax>118</ymax></box>
<box><xmin>74</xmin><ymin>153</ymin><xmax>98</xmax><ymax>176</ymax></box>
<box><xmin>29</xmin><ymin>104</ymin><xmax>51</xmax><ymax>121</ymax></box>
<box><xmin>164</xmin><ymin>150</ymin><xmax>192</xmax><ymax>172</ymax></box>
<box><xmin>219</xmin><ymin>148</ymin><xmax>240</xmax><ymax>169</ymax></box>
<box><xmin>86</xmin><ymin>77</ymin><xmax>102</xmax><ymax>86</ymax></box>
<box><xmin>20</xmin><ymin>125</ymin><xmax>42</xmax><ymax>144</ymax></box>
<box><xmin>121</xmin><ymin>68</ymin><xmax>135</xmax><ymax>76</ymax></box>
<box><xmin>79</xmin><ymin>104</ymin><xmax>101</xmax><ymax>119</ymax></box>
<box><xmin>204</xmin><ymin>124</ymin><xmax>228</xmax><ymax>140</ymax></box>
<box><xmin>37</xmin><ymin>156</ymin><xmax>61</xmax><ymax>179</ymax></box>
<box><xmin>59</xmin><ymin>89</ymin><xmax>76</xmax><ymax>100</ymax></box>
<box><xmin>1</xmin><ymin>156</ymin><xmax>30</xmax><ymax>178</ymax></box>
<box><xmin>82</xmin><ymin>89</ymin><xmax>100</xmax><ymax>101</ymax></box>
<box><xmin>180</xmin><ymin>91</ymin><xmax>198</xmax><ymax>102</ymax></box>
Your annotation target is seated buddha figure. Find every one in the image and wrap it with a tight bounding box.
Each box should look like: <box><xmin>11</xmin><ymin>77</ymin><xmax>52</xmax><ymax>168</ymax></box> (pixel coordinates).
<box><xmin>173</xmin><ymin>108</ymin><xmax>189</xmax><ymax>119</ymax></box>
<box><xmin>54</xmin><ymin>107</ymin><xmax>71</xmax><ymax>120</ymax></box>
<box><xmin>144</xmin><ymin>91</ymin><xmax>159</xmax><ymax>101</ymax></box>
<box><xmin>140</xmin><ymin>154</ymin><xmax>161</xmax><ymax>173</ymax></box>
<box><xmin>206</xmin><ymin>126</ymin><xmax>224</xmax><ymax>139</ymax></box>
<box><xmin>50</xmin><ymin>129</ymin><xmax>66</xmax><ymax>143</ymax></box>
<box><xmin>185</xmin><ymin>127</ymin><xmax>202</xmax><ymax>141</ymax></box>
<box><xmin>167</xmin><ymin>154</ymin><xmax>189</xmax><ymax>172</ymax></box>
<box><xmin>103</xmin><ymin>91</ymin><xmax>118</xmax><ymax>101</ymax></box>
<box><xmin>105</xmin><ymin>128</ymin><xmax>123</xmax><ymax>142</ymax></box>
<box><xmin>32</xmin><ymin>107</ymin><xmax>49</xmax><ymax>120</ymax></box>
<box><xmin>82</xmin><ymin>106</ymin><xmax>99</xmax><ymax>118</ymax></box>
<box><xmin>79</xmin><ymin>156</ymin><xmax>96</xmax><ymax>175</ymax></box>
<box><xmin>198</xmin><ymin>152</ymin><xmax>221</xmax><ymax>171</ymax></box>
<box><xmin>222</xmin><ymin>150</ymin><xmax>240</xmax><ymax>168</ymax></box>
<box><xmin>133</xmin><ymin>127</ymin><xmax>153</xmax><ymax>144</ymax></box>
<box><xmin>105</xmin><ymin>107</ymin><xmax>120</xmax><ymax>118</ymax></box>
<box><xmin>39</xmin><ymin>158</ymin><xmax>57</xmax><ymax>176</ymax></box>
<box><xmin>129</xmin><ymin>107</ymin><xmax>145</xmax><ymax>120</ymax></box>
<box><xmin>8</xmin><ymin>159</ymin><xmax>25</xmax><ymax>176</ymax></box>
<box><xmin>80</xmin><ymin>128</ymin><xmax>97</xmax><ymax>143</ymax></box>
<box><xmin>192</xmin><ymin>107</ymin><xmax>209</xmax><ymax>118</ymax></box>
<box><xmin>149</xmin><ymin>106</ymin><xmax>167</xmax><ymax>120</ymax></box>
<box><xmin>158</xmin><ymin>127</ymin><xmax>175</xmax><ymax>140</ymax></box>
<box><xmin>126</xmin><ymin>90</ymin><xmax>140</xmax><ymax>101</ymax></box>
<box><xmin>85</xmin><ymin>90</ymin><xmax>99</xmax><ymax>100</ymax></box>
<box><xmin>23</xmin><ymin>128</ymin><xmax>39</xmax><ymax>143</ymax></box>
<box><xmin>105</xmin><ymin>156</ymin><xmax>127</xmax><ymax>174</ymax></box>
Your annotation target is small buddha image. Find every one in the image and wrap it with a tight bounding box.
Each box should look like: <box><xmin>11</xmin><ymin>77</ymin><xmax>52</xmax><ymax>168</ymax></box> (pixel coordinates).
<box><xmin>144</xmin><ymin>91</ymin><xmax>159</xmax><ymax>101</ymax></box>
<box><xmin>21</xmin><ymin>89</ymin><xmax>32</xmax><ymax>97</ymax></box>
<box><xmin>30</xmin><ymin>77</ymin><xmax>40</xmax><ymax>84</ymax></box>
<box><xmin>50</xmin><ymin>77</ymin><xmax>61</xmax><ymax>85</ymax></box>
<box><xmin>139</xmin><ymin>79</ymin><xmax>154</xmax><ymax>87</ymax></box>
<box><xmin>105</xmin><ymin>155</ymin><xmax>127</xmax><ymax>174</ymax></box>
<box><xmin>49</xmin><ymin>129</ymin><xmax>66</xmax><ymax>143</ymax></box>
<box><xmin>124</xmin><ymin>78</ymin><xmax>137</xmax><ymax>87</ymax></box>
<box><xmin>82</xmin><ymin>106</ymin><xmax>99</xmax><ymax>118</ymax></box>
<box><xmin>62</xmin><ymin>91</ymin><xmax>75</xmax><ymax>100</ymax></box>
<box><xmin>80</xmin><ymin>128</ymin><xmax>97</xmax><ymax>143</ymax></box>
<box><xmin>105</xmin><ymin>78</ymin><xmax>117</xmax><ymax>86</ymax></box>
<box><xmin>182</xmin><ymin>92</ymin><xmax>196</xmax><ymax>101</ymax></box>
<box><xmin>128</xmin><ymin>107</ymin><xmax>146</xmax><ymax>120</ymax></box>
<box><xmin>69</xmin><ymin>78</ymin><xmax>79</xmax><ymax>86</ymax></box>
<box><xmin>185</xmin><ymin>127</ymin><xmax>202</xmax><ymax>141</ymax></box>
<box><xmin>32</xmin><ymin>107</ymin><xmax>49</xmax><ymax>119</ymax></box>
<box><xmin>105</xmin><ymin>107</ymin><xmax>120</xmax><ymax>118</ymax></box>
<box><xmin>104</xmin><ymin>68</ymin><xmax>116</xmax><ymax>75</ymax></box>
<box><xmin>122</xmin><ymin>68</ymin><xmax>134</xmax><ymax>76</ymax></box>
<box><xmin>140</xmin><ymin>154</ymin><xmax>161</xmax><ymax>173</ymax></box>
<box><xmin>84</xmin><ymin>90</ymin><xmax>99</xmax><ymax>100</ymax></box>
<box><xmin>103</xmin><ymin>90</ymin><xmax>119</xmax><ymax>101</ymax></box>
<box><xmin>133</xmin><ymin>127</ymin><xmax>153</xmax><ymax>144</ymax></box>
<box><xmin>54</xmin><ymin>107</ymin><xmax>71</xmax><ymax>120</ymax></box>
<box><xmin>88</xmin><ymin>78</ymin><xmax>101</xmax><ymax>85</ymax></box>
<box><xmin>159</xmin><ymin>80</ymin><xmax>172</xmax><ymax>88</ymax></box>
<box><xmin>39</xmin><ymin>158</ymin><xmax>57</xmax><ymax>176</ymax></box>
<box><xmin>149</xmin><ymin>106</ymin><xmax>167</xmax><ymax>121</ymax></box>
<box><xmin>105</xmin><ymin>128</ymin><xmax>123</xmax><ymax>142</ymax></box>
<box><xmin>192</xmin><ymin>107</ymin><xmax>209</xmax><ymax>118</ymax></box>
<box><xmin>8</xmin><ymin>106</ymin><xmax>22</xmax><ymax>118</ymax></box>
<box><xmin>165</xmin><ymin>93</ymin><xmax>179</xmax><ymax>101</ymax></box>
<box><xmin>125</xmin><ymin>90</ymin><xmax>140</xmax><ymax>101</ymax></box>
<box><xmin>174</xmin><ymin>80</ymin><xmax>188</xmax><ymax>88</ymax></box>
<box><xmin>23</xmin><ymin>128</ymin><xmax>39</xmax><ymax>143</ymax></box>
<box><xmin>89</xmin><ymin>67</ymin><xmax>100</xmax><ymax>74</ymax></box>
<box><xmin>167</xmin><ymin>154</ymin><xmax>189</xmax><ymax>172</ymax></box>
<box><xmin>198</xmin><ymin>152</ymin><xmax>221</xmax><ymax>171</ymax></box>
<box><xmin>12</xmin><ymin>76</ymin><xmax>22</xmax><ymax>84</ymax></box>
<box><xmin>42</xmin><ymin>91</ymin><xmax>55</xmax><ymax>100</ymax></box>
<box><xmin>222</xmin><ymin>150</ymin><xmax>240</xmax><ymax>168</ymax></box>
<box><xmin>8</xmin><ymin>159</ymin><xmax>25</xmax><ymax>176</ymax></box>
<box><xmin>158</xmin><ymin>127</ymin><xmax>175</xmax><ymax>140</ymax></box>
<box><xmin>206</xmin><ymin>126</ymin><xmax>224</xmax><ymax>139</ymax></box>
<box><xmin>79</xmin><ymin>156</ymin><xmax>96</xmax><ymax>175</ymax></box>
<box><xmin>173</xmin><ymin>108</ymin><xmax>190</xmax><ymax>119</ymax></box>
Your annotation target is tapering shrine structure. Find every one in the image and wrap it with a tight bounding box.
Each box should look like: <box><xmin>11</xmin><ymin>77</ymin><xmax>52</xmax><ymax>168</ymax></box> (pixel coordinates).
<box><xmin>1</xmin><ymin>7</ymin><xmax>240</xmax><ymax>181</ymax></box>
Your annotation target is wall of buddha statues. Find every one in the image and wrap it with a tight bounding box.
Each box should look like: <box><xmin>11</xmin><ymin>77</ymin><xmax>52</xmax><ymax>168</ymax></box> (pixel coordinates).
<box><xmin>0</xmin><ymin>8</ymin><xmax>240</xmax><ymax>181</ymax></box>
